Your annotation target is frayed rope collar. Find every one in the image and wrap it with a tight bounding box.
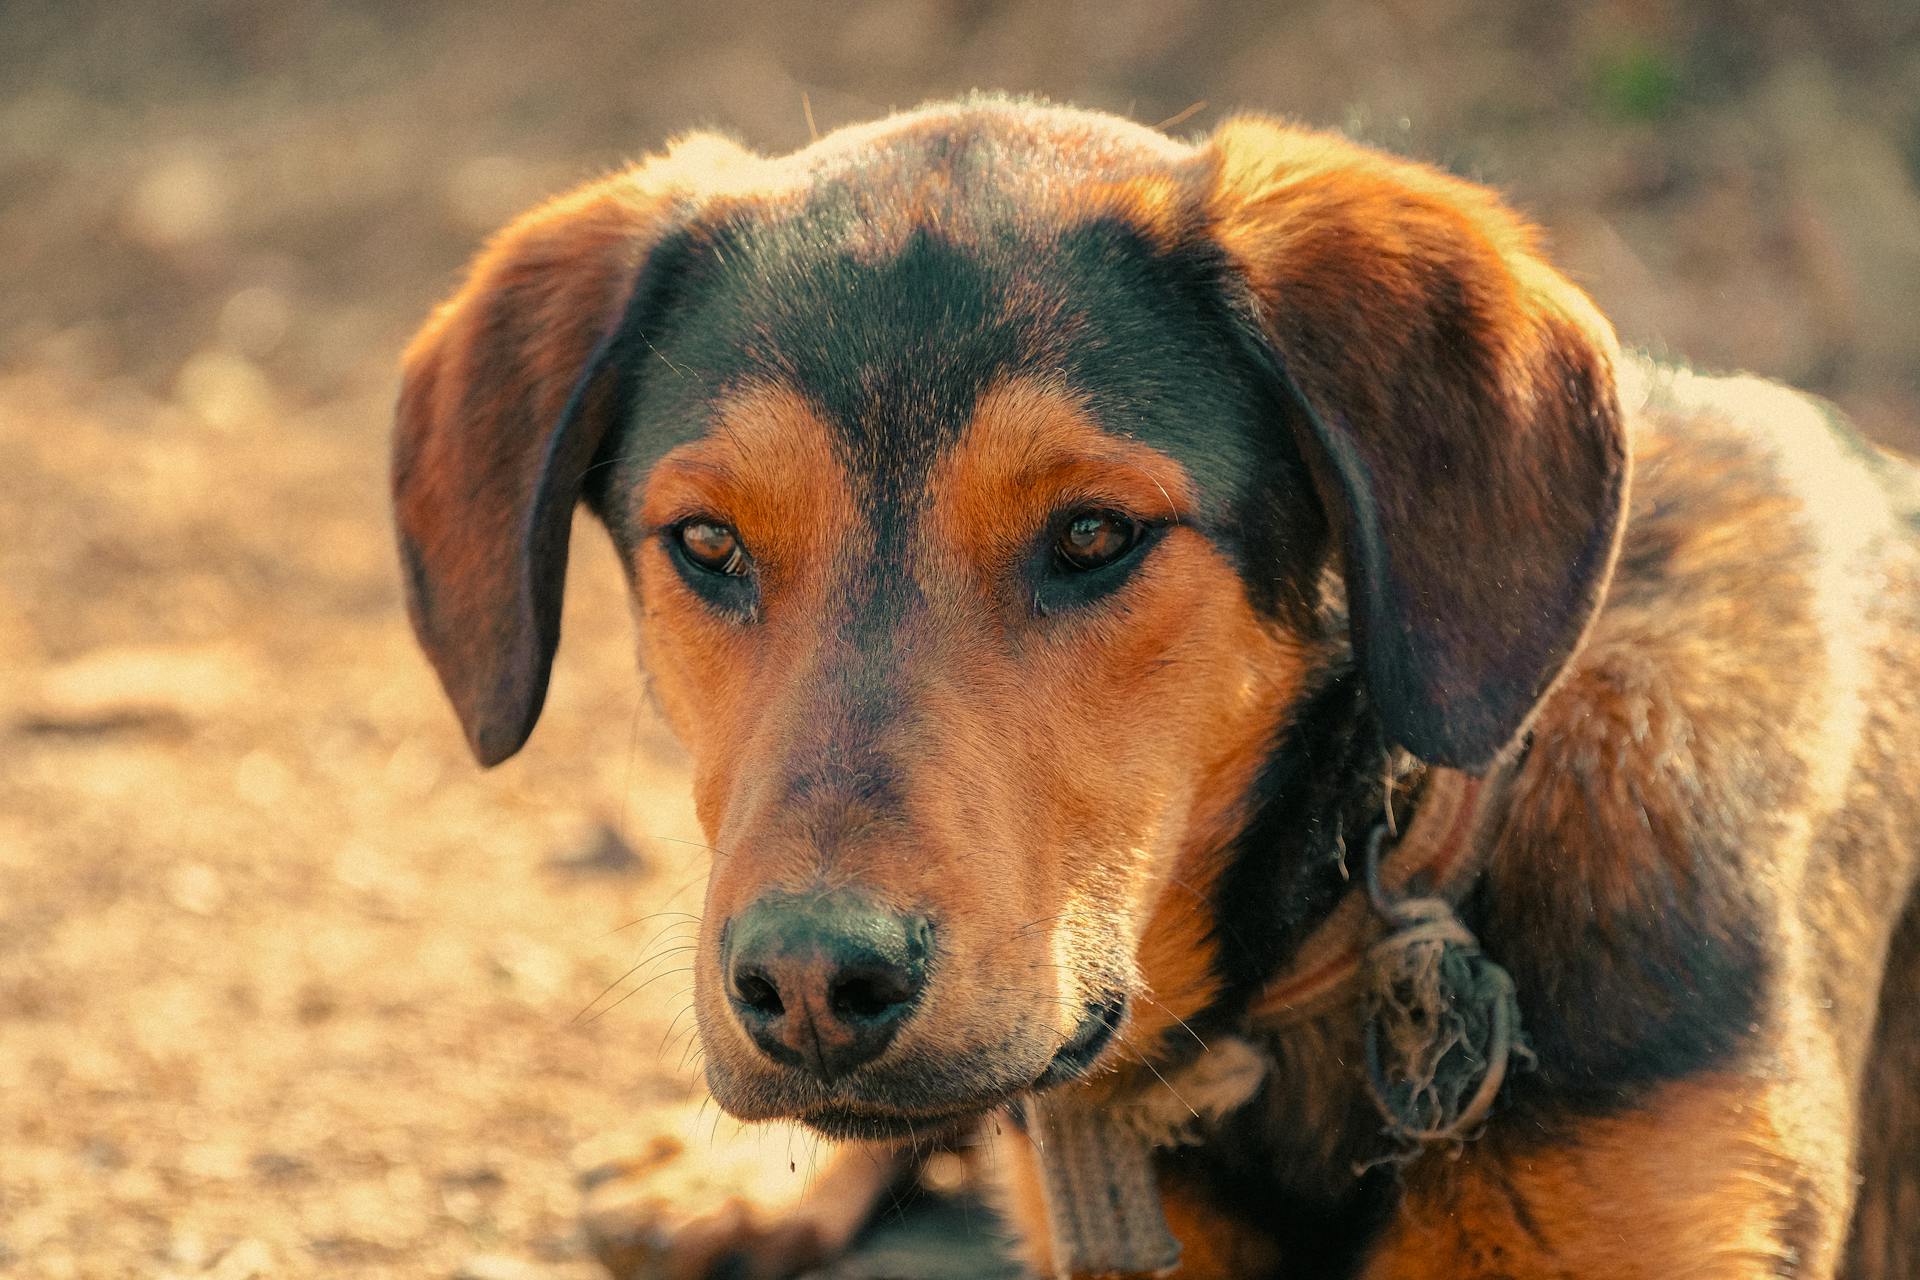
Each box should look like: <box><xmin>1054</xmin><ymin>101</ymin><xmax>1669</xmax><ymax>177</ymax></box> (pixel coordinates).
<box><xmin>1020</xmin><ymin>766</ymin><xmax>1528</xmax><ymax>1278</ymax></box>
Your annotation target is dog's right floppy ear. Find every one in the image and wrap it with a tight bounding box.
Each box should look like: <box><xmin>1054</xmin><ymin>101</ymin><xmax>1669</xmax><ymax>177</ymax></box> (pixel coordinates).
<box><xmin>1201</xmin><ymin>120</ymin><xmax>1630</xmax><ymax>771</ymax></box>
<box><xmin>393</xmin><ymin>137</ymin><xmax>754</xmax><ymax>765</ymax></box>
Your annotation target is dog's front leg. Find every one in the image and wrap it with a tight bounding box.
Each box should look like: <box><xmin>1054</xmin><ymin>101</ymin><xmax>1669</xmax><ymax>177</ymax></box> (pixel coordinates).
<box><xmin>1359</xmin><ymin>1072</ymin><xmax>1852</xmax><ymax>1279</ymax></box>
<box><xmin>578</xmin><ymin>1110</ymin><xmax>916</xmax><ymax>1280</ymax></box>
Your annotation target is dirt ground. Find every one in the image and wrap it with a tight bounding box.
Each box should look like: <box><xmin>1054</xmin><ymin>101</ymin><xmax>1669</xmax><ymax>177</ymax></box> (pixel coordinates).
<box><xmin>4</xmin><ymin>2</ymin><xmax>1919</xmax><ymax>1277</ymax></box>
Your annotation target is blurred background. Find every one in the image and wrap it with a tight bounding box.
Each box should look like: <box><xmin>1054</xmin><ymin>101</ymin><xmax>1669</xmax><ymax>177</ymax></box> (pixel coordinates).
<box><xmin>3</xmin><ymin>2</ymin><xmax>1918</xmax><ymax>1276</ymax></box>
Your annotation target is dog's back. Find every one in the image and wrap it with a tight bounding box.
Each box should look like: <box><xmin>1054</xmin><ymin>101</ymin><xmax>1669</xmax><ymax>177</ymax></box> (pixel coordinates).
<box><xmin>1611</xmin><ymin>363</ymin><xmax>1920</xmax><ymax>1278</ymax></box>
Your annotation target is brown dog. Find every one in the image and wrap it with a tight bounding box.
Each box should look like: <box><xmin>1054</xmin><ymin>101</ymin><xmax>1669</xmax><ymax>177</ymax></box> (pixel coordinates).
<box><xmin>393</xmin><ymin>97</ymin><xmax>1920</xmax><ymax>1278</ymax></box>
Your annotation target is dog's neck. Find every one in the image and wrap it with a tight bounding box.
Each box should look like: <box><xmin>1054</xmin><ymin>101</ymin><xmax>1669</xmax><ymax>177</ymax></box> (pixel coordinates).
<box><xmin>1033</xmin><ymin>755</ymin><xmax>1508</xmax><ymax>1276</ymax></box>
<box><xmin>1195</xmin><ymin>660</ymin><xmax>1416</xmax><ymax>1029</ymax></box>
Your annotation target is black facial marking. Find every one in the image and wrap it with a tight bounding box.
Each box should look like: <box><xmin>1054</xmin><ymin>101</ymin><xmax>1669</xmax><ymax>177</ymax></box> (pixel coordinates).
<box><xmin>634</xmin><ymin>217</ymin><xmax>1029</xmax><ymax>562</ymax></box>
<box><xmin>595</xmin><ymin>155</ymin><xmax>1326</xmax><ymax>640</ymax></box>
<box><xmin>574</xmin><ymin>225</ymin><xmax>712</xmax><ymax>537</ymax></box>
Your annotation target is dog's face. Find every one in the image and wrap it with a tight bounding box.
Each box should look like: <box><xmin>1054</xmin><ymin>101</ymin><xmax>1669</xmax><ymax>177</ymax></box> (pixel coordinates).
<box><xmin>394</xmin><ymin>101</ymin><xmax>1627</xmax><ymax>1136</ymax></box>
<box><xmin>614</xmin><ymin>221</ymin><xmax>1324</xmax><ymax>1131</ymax></box>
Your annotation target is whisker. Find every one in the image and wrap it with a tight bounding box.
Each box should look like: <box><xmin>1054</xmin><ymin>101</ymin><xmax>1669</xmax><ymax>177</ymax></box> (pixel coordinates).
<box><xmin>599</xmin><ymin>910</ymin><xmax>701</xmax><ymax>940</ymax></box>
<box><xmin>1118</xmin><ymin>1027</ymin><xmax>1199</xmax><ymax>1121</ymax></box>
<box><xmin>677</xmin><ymin>1025</ymin><xmax>706</xmax><ymax>1074</ymax></box>
<box><xmin>1132</xmin><ymin>990</ymin><xmax>1210</xmax><ymax>1053</ymax></box>
<box><xmin>637</xmin><ymin>833</ymin><xmax>729</xmax><ymax>857</ymax></box>
<box><xmin>582</xmin><ymin>966</ymin><xmax>695</xmax><ymax>1024</ymax></box>
<box><xmin>574</xmin><ymin>955</ymin><xmax>661</xmax><ymax>1024</ymax></box>
<box><xmin>655</xmin><ymin>1002</ymin><xmax>698</xmax><ymax>1062</ymax></box>
<box><xmin>575</xmin><ymin>933</ymin><xmax>698</xmax><ymax>1023</ymax></box>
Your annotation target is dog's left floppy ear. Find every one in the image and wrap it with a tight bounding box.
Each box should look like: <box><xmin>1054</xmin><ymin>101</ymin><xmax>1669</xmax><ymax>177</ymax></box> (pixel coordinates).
<box><xmin>393</xmin><ymin>137</ymin><xmax>754</xmax><ymax>765</ymax></box>
<box><xmin>1202</xmin><ymin>120</ymin><xmax>1630</xmax><ymax>771</ymax></box>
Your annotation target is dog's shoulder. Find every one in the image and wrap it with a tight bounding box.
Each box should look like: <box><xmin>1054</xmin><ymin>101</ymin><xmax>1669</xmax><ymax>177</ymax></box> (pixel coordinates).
<box><xmin>1622</xmin><ymin>356</ymin><xmax>1920</xmax><ymax>549</ymax></box>
<box><xmin>1594</xmin><ymin>357</ymin><xmax>1920</xmax><ymax>772</ymax></box>
<box><xmin>1549</xmin><ymin>354</ymin><xmax>1917</xmax><ymax>804</ymax></box>
<box><xmin>1476</xmin><ymin>355</ymin><xmax>1920</xmax><ymax>1106</ymax></box>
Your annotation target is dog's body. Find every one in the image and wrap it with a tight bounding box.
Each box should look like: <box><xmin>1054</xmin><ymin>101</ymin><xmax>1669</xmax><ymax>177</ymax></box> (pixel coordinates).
<box><xmin>392</xmin><ymin>98</ymin><xmax>1920</xmax><ymax>1278</ymax></box>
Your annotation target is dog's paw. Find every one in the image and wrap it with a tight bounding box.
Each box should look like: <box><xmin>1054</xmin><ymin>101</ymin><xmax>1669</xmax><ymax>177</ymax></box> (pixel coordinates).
<box><xmin>582</xmin><ymin>1187</ymin><xmax>833</xmax><ymax>1280</ymax></box>
<box><xmin>574</xmin><ymin>1108</ymin><xmax>900</xmax><ymax>1280</ymax></box>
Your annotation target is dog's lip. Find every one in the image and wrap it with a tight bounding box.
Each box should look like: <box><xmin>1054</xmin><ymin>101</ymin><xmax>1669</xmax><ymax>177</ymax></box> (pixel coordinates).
<box><xmin>1032</xmin><ymin>994</ymin><xmax>1127</xmax><ymax>1090</ymax></box>
<box><xmin>798</xmin><ymin>1101</ymin><xmax>990</xmax><ymax>1141</ymax></box>
<box><xmin>742</xmin><ymin>995</ymin><xmax>1132</xmax><ymax>1136</ymax></box>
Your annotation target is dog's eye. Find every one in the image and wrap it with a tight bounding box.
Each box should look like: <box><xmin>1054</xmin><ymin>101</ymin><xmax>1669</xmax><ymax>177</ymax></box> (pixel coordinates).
<box><xmin>1054</xmin><ymin>512</ymin><xmax>1141</xmax><ymax>573</ymax></box>
<box><xmin>677</xmin><ymin>520</ymin><xmax>748</xmax><ymax>576</ymax></box>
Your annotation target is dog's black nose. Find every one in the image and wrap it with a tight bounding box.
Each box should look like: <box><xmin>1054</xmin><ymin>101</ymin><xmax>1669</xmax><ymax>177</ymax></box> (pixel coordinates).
<box><xmin>725</xmin><ymin>891</ymin><xmax>932</xmax><ymax>1080</ymax></box>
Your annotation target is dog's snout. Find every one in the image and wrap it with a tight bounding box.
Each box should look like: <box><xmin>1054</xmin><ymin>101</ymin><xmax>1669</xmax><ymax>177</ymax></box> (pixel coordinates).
<box><xmin>724</xmin><ymin>892</ymin><xmax>931</xmax><ymax>1080</ymax></box>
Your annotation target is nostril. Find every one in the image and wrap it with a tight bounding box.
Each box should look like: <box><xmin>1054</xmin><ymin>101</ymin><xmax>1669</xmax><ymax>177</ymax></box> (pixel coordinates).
<box><xmin>725</xmin><ymin>896</ymin><xmax>934</xmax><ymax>1075</ymax></box>
<box><xmin>732</xmin><ymin>968</ymin><xmax>784</xmax><ymax>1018</ymax></box>
<box><xmin>829</xmin><ymin>964</ymin><xmax>920</xmax><ymax>1023</ymax></box>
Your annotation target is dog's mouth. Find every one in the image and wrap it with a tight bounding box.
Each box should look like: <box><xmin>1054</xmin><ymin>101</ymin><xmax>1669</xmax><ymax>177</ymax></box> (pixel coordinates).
<box><xmin>1033</xmin><ymin>994</ymin><xmax>1127</xmax><ymax>1090</ymax></box>
<box><xmin>793</xmin><ymin>995</ymin><xmax>1128</xmax><ymax>1140</ymax></box>
<box><xmin>799</xmin><ymin>1101</ymin><xmax>992</xmax><ymax>1142</ymax></box>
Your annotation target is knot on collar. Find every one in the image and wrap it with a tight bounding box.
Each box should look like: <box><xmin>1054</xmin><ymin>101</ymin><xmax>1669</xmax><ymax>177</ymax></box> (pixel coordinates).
<box><xmin>1358</xmin><ymin>819</ymin><xmax>1532</xmax><ymax>1154</ymax></box>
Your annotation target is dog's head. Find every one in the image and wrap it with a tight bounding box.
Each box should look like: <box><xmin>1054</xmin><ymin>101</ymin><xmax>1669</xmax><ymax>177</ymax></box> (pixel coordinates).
<box><xmin>394</xmin><ymin>99</ymin><xmax>1626</xmax><ymax>1137</ymax></box>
